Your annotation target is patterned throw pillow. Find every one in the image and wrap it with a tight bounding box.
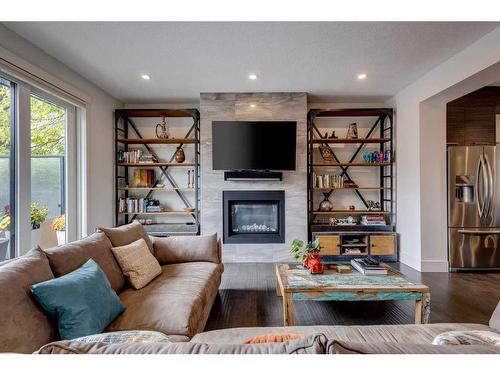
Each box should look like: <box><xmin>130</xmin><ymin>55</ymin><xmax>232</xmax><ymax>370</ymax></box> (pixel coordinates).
<box><xmin>111</xmin><ymin>238</ymin><xmax>162</xmax><ymax>289</ymax></box>
<box><xmin>432</xmin><ymin>330</ymin><xmax>500</xmax><ymax>346</ymax></box>
<box><xmin>73</xmin><ymin>330</ymin><xmax>171</xmax><ymax>344</ymax></box>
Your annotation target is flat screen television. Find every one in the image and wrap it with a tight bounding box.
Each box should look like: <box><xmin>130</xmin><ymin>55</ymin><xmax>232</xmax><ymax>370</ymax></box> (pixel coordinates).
<box><xmin>212</xmin><ymin>121</ymin><xmax>297</xmax><ymax>170</ymax></box>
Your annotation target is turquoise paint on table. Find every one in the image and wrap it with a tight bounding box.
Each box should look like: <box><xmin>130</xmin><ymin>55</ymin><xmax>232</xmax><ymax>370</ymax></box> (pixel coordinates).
<box><xmin>286</xmin><ymin>272</ymin><xmax>414</xmax><ymax>289</ymax></box>
<box><xmin>292</xmin><ymin>291</ymin><xmax>422</xmax><ymax>302</ymax></box>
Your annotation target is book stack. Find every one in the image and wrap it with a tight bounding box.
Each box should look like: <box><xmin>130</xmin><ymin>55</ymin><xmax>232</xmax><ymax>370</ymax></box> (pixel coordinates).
<box><xmin>360</xmin><ymin>215</ymin><xmax>386</xmax><ymax>226</ymax></box>
<box><xmin>117</xmin><ymin>150</ymin><xmax>158</xmax><ymax>164</ymax></box>
<box><xmin>118</xmin><ymin>198</ymin><xmax>162</xmax><ymax>213</ymax></box>
<box><xmin>313</xmin><ymin>172</ymin><xmax>345</xmax><ymax>189</ymax></box>
<box><xmin>351</xmin><ymin>258</ymin><xmax>388</xmax><ymax>275</ymax></box>
<box><xmin>131</xmin><ymin>169</ymin><xmax>155</xmax><ymax>188</ymax></box>
<box><xmin>138</xmin><ymin>153</ymin><xmax>158</xmax><ymax>164</ymax></box>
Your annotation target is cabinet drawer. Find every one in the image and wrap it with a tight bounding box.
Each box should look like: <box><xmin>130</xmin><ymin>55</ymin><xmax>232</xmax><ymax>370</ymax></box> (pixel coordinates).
<box><xmin>316</xmin><ymin>235</ymin><xmax>340</xmax><ymax>256</ymax></box>
<box><xmin>370</xmin><ymin>235</ymin><xmax>395</xmax><ymax>256</ymax></box>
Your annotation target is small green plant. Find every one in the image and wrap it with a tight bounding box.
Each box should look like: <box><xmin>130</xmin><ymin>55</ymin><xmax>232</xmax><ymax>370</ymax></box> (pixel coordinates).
<box><xmin>30</xmin><ymin>203</ymin><xmax>48</xmax><ymax>230</ymax></box>
<box><xmin>290</xmin><ymin>239</ymin><xmax>321</xmax><ymax>262</ymax></box>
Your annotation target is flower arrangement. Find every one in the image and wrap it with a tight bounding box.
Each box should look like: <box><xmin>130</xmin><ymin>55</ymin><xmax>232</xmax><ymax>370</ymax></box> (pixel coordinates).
<box><xmin>290</xmin><ymin>239</ymin><xmax>320</xmax><ymax>262</ymax></box>
<box><xmin>0</xmin><ymin>205</ymin><xmax>10</xmax><ymax>230</ymax></box>
<box><xmin>51</xmin><ymin>214</ymin><xmax>65</xmax><ymax>231</ymax></box>
<box><xmin>30</xmin><ymin>203</ymin><xmax>48</xmax><ymax>230</ymax></box>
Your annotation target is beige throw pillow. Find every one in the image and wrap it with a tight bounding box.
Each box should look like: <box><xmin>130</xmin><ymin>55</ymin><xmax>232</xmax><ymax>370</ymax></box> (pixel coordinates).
<box><xmin>111</xmin><ymin>238</ymin><xmax>161</xmax><ymax>289</ymax></box>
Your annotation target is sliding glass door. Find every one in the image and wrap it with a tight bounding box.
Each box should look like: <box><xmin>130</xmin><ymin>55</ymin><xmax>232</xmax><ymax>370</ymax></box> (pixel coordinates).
<box><xmin>0</xmin><ymin>78</ymin><xmax>15</xmax><ymax>260</ymax></box>
<box><xmin>0</xmin><ymin>73</ymin><xmax>78</xmax><ymax>258</ymax></box>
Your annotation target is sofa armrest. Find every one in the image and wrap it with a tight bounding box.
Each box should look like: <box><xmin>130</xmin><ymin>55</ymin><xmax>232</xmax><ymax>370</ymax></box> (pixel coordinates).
<box><xmin>153</xmin><ymin>233</ymin><xmax>221</xmax><ymax>265</ymax></box>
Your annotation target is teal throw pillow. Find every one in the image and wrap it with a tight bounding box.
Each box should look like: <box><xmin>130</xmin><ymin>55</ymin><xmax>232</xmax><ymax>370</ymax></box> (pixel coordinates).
<box><xmin>30</xmin><ymin>258</ymin><xmax>125</xmax><ymax>340</ymax></box>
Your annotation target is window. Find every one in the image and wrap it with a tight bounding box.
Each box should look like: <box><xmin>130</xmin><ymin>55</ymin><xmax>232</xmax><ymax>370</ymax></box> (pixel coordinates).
<box><xmin>0</xmin><ymin>73</ymin><xmax>80</xmax><ymax>258</ymax></box>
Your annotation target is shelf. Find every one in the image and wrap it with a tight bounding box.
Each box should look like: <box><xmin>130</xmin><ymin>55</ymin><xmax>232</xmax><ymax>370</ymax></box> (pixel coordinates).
<box><xmin>118</xmin><ymin>211</ymin><xmax>196</xmax><ymax>216</ymax></box>
<box><xmin>313</xmin><ymin>187</ymin><xmax>390</xmax><ymax>191</ymax></box>
<box><xmin>313</xmin><ymin>162</ymin><xmax>391</xmax><ymax>167</ymax></box>
<box><xmin>342</xmin><ymin>243</ymin><xmax>368</xmax><ymax>247</ymax></box>
<box><xmin>313</xmin><ymin>108</ymin><xmax>392</xmax><ymax>118</ymax></box>
<box><xmin>116</xmin><ymin>109</ymin><xmax>196</xmax><ymax>118</ymax></box>
<box><xmin>341</xmin><ymin>252</ymin><xmax>368</xmax><ymax>256</ymax></box>
<box><xmin>117</xmin><ymin>138</ymin><xmax>196</xmax><ymax>145</ymax></box>
<box><xmin>118</xmin><ymin>163</ymin><xmax>196</xmax><ymax>167</ymax></box>
<box><xmin>313</xmin><ymin>211</ymin><xmax>390</xmax><ymax>215</ymax></box>
<box><xmin>312</xmin><ymin>138</ymin><xmax>390</xmax><ymax>144</ymax></box>
<box><xmin>118</xmin><ymin>187</ymin><xmax>195</xmax><ymax>191</ymax></box>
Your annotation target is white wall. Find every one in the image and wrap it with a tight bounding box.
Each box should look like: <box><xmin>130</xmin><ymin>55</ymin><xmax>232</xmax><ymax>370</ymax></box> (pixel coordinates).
<box><xmin>388</xmin><ymin>26</ymin><xmax>500</xmax><ymax>271</ymax></box>
<box><xmin>0</xmin><ymin>24</ymin><xmax>122</xmax><ymax>234</ymax></box>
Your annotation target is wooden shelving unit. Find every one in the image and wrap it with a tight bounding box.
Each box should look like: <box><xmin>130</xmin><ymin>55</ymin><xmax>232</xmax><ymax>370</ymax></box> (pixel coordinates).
<box><xmin>118</xmin><ymin>163</ymin><xmax>196</xmax><ymax>167</ymax></box>
<box><xmin>117</xmin><ymin>138</ymin><xmax>196</xmax><ymax>145</ymax></box>
<box><xmin>313</xmin><ymin>162</ymin><xmax>391</xmax><ymax>167</ymax></box>
<box><xmin>115</xmin><ymin>108</ymin><xmax>200</xmax><ymax>236</ymax></box>
<box><xmin>307</xmin><ymin>108</ymin><xmax>396</xmax><ymax>261</ymax></box>
<box><xmin>312</xmin><ymin>138</ymin><xmax>390</xmax><ymax>144</ymax></box>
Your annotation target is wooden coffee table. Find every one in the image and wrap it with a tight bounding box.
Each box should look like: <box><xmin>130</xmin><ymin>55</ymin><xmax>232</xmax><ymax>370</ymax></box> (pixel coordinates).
<box><xmin>275</xmin><ymin>263</ymin><xmax>430</xmax><ymax>326</ymax></box>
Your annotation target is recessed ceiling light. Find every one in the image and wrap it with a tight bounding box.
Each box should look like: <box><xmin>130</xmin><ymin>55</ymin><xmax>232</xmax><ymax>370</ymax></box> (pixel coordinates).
<box><xmin>357</xmin><ymin>73</ymin><xmax>367</xmax><ymax>80</ymax></box>
<box><xmin>250</xmin><ymin>104</ymin><xmax>256</xmax><ymax>108</ymax></box>
<box><xmin>248</xmin><ymin>74</ymin><xmax>257</xmax><ymax>80</ymax></box>
<box><xmin>141</xmin><ymin>74</ymin><xmax>151</xmax><ymax>80</ymax></box>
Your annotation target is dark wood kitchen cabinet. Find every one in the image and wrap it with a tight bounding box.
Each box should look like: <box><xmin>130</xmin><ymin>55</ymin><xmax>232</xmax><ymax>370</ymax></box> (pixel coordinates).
<box><xmin>447</xmin><ymin>86</ymin><xmax>500</xmax><ymax>145</ymax></box>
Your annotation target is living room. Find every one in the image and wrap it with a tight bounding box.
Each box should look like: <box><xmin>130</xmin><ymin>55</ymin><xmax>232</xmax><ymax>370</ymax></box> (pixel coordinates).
<box><xmin>1</xmin><ymin>0</ymin><xmax>500</xmax><ymax>372</ymax></box>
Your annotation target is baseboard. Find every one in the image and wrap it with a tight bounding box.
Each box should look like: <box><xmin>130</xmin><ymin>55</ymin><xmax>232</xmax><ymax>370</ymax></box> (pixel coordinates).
<box><xmin>421</xmin><ymin>259</ymin><xmax>449</xmax><ymax>272</ymax></box>
<box><xmin>399</xmin><ymin>253</ymin><xmax>422</xmax><ymax>271</ymax></box>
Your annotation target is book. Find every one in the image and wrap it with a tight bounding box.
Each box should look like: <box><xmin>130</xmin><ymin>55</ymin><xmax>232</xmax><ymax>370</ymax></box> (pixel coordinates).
<box><xmin>350</xmin><ymin>258</ymin><xmax>388</xmax><ymax>275</ymax></box>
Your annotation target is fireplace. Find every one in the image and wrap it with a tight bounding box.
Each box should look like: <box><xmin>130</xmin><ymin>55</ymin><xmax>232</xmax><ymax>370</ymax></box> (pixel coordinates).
<box><xmin>223</xmin><ymin>190</ymin><xmax>285</xmax><ymax>244</ymax></box>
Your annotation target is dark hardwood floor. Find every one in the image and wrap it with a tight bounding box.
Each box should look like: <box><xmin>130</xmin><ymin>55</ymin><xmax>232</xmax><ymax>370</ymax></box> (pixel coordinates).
<box><xmin>204</xmin><ymin>262</ymin><xmax>500</xmax><ymax>331</ymax></box>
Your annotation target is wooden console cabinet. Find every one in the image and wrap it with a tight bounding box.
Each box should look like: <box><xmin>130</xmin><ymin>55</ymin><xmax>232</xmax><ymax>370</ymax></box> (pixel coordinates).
<box><xmin>313</xmin><ymin>232</ymin><xmax>397</xmax><ymax>262</ymax></box>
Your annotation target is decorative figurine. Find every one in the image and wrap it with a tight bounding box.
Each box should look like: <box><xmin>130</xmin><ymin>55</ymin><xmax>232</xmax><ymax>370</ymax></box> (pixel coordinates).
<box><xmin>319</xmin><ymin>145</ymin><xmax>335</xmax><ymax>162</ymax></box>
<box><xmin>328</xmin><ymin>131</ymin><xmax>338</xmax><ymax>139</ymax></box>
<box><xmin>346</xmin><ymin>122</ymin><xmax>358</xmax><ymax>139</ymax></box>
<box><xmin>155</xmin><ymin>116</ymin><xmax>169</xmax><ymax>139</ymax></box>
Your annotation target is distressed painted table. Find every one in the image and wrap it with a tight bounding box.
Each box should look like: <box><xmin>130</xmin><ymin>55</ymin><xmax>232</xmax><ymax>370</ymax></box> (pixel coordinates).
<box><xmin>275</xmin><ymin>263</ymin><xmax>430</xmax><ymax>326</ymax></box>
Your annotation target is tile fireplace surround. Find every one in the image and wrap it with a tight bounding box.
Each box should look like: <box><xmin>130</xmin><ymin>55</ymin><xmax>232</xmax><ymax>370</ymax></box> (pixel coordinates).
<box><xmin>200</xmin><ymin>92</ymin><xmax>307</xmax><ymax>262</ymax></box>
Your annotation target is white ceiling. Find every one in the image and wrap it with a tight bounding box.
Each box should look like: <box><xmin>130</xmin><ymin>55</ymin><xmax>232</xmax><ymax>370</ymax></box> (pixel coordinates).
<box><xmin>4</xmin><ymin>22</ymin><xmax>499</xmax><ymax>103</ymax></box>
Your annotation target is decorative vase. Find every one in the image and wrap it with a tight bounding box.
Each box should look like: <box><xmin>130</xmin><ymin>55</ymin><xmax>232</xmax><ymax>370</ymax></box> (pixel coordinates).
<box><xmin>308</xmin><ymin>253</ymin><xmax>324</xmax><ymax>274</ymax></box>
<box><xmin>318</xmin><ymin>192</ymin><xmax>333</xmax><ymax>211</ymax></box>
<box><xmin>29</xmin><ymin>228</ymin><xmax>41</xmax><ymax>254</ymax></box>
<box><xmin>56</xmin><ymin>230</ymin><xmax>66</xmax><ymax>246</ymax></box>
<box><xmin>175</xmin><ymin>147</ymin><xmax>186</xmax><ymax>163</ymax></box>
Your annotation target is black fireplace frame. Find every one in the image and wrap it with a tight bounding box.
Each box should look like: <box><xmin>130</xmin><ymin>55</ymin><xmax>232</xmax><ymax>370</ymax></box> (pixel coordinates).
<box><xmin>222</xmin><ymin>190</ymin><xmax>285</xmax><ymax>244</ymax></box>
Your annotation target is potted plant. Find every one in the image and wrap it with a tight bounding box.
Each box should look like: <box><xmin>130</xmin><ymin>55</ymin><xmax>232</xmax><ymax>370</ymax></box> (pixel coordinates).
<box><xmin>0</xmin><ymin>205</ymin><xmax>10</xmax><ymax>261</ymax></box>
<box><xmin>290</xmin><ymin>239</ymin><xmax>323</xmax><ymax>273</ymax></box>
<box><xmin>51</xmin><ymin>214</ymin><xmax>66</xmax><ymax>245</ymax></box>
<box><xmin>30</xmin><ymin>203</ymin><xmax>48</xmax><ymax>248</ymax></box>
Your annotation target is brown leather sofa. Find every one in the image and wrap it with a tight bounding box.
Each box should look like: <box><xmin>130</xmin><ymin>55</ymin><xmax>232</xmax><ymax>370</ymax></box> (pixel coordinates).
<box><xmin>0</xmin><ymin>222</ymin><xmax>223</xmax><ymax>353</ymax></box>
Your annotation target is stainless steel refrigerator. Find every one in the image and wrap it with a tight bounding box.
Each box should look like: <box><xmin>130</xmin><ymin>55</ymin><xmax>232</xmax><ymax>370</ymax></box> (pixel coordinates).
<box><xmin>448</xmin><ymin>146</ymin><xmax>500</xmax><ymax>271</ymax></box>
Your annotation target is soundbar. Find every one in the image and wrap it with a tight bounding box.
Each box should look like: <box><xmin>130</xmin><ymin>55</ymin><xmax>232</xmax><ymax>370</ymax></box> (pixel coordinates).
<box><xmin>224</xmin><ymin>170</ymin><xmax>283</xmax><ymax>181</ymax></box>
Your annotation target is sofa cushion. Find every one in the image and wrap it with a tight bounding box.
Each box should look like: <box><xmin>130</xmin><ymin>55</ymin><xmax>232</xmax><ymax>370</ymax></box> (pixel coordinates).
<box><xmin>98</xmin><ymin>221</ymin><xmax>153</xmax><ymax>253</ymax></box>
<box><xmin>44</xmin><ymin>232</ymin><xmax>125</xmax><ymax>293</ymax></box>
<box><xmin>0</xmin><ymin>248</ymin><xmax>58</xmax><ymax>353</ymax></box>
<box><xmin>489</xmin><ymin>300</ymin><xmax>500</xmax><ymax>331</ymax></box>
<box><xmin>111</xmin><ymin>238</ymin><xmax>161</xmax><ymax>289</ymax></box>
<box><xmin>153</xmin><ymin>233</ymin><xmax>219</xmax><ymax>265</ymax></box>
<box><xmin>37</xmin><ymin>334</ymin><xmax>328</xmax><ymax>354</ymax></box>
<box><xmin>107</xmin><ymin>262</ymin><xmax>223</xmax><ymax>337</ymax></box>
<box><xmin>327</xmin><ymin>340</ymin><xmax>500</xmax><ymax>354</ymax></box>
<box><xmin>191</xmin><ymin>323</ymin><xmax>496</xmax><ymax>345</ymax></box>
<box><xmin>30</xmin><ymin>259</ymin><xmax>125</xmax><ymax>340</ymax></box>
